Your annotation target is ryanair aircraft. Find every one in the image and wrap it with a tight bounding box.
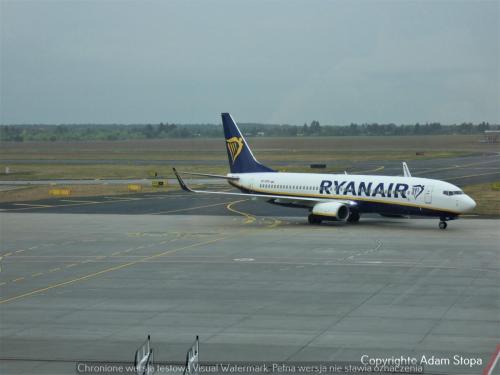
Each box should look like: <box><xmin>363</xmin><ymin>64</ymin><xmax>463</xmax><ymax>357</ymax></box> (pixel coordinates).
<box><xmin>173</xmin><ymin>113</ymin><xmax>476</xmax><ymax>229</ymax></box>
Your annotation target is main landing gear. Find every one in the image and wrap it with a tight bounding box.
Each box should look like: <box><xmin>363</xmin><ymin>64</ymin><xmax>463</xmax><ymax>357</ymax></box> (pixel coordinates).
<box><xmin>308</xmin><ymin>212</ymin><xmax>361</xmax><ymax>225</ymax></box>
<box><xmin>347</xmin><ymin>211</ymin><xmax>360</xmax><ymax>223</ymax></box>
<box><xmin>439</xmin><ymin>221</ymin><xmax>448</xmax><ymax>230</ymax></box>
<box><xmin>308</xmin><ymin>214</ymin><xmax>322</xmax><ymax>225</ymax></box>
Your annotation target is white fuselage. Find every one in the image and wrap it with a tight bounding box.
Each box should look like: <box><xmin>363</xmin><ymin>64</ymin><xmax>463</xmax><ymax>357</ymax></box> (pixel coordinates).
<box><xmin>229</xmin><ymin>172</ymin><xmax>476</xmax><ymax>217</ymax></box>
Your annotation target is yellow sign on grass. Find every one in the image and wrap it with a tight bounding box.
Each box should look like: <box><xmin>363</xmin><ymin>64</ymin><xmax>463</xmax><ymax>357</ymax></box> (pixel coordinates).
<box><xmin>49</xmin><ymin>188</ymin><xmax>71</xmax><ymax>196</ymax></box>
<box><xmin>152</xmin><ymin>180</ymin><xmax>167</xmax><ymax>188</ymax></box>
<box><xmin>128</xmin><ymin>184</ymin><xmax>142</xmax><ymax>192</ymax></box>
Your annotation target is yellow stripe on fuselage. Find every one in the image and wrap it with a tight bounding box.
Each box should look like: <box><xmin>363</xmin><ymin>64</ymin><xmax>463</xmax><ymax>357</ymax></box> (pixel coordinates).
<box><xmin>230</xmin><ymin>182</ymin><xmax>461</xmax><ymax>216</ymax></box>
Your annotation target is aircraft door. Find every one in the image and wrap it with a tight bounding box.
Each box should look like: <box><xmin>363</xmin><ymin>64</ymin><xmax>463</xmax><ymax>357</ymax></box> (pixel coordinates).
<box><xmin>424</xmin><ymin>186</ymin><xmax>433</xmax><ymax>204</ymax></box>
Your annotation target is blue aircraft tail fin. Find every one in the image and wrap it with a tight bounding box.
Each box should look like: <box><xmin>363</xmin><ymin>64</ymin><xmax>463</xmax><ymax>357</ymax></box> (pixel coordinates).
<box><xmin>221</xmin><ymin>113</ymin><xmax>275</xmax><ymax>174</ymax></box>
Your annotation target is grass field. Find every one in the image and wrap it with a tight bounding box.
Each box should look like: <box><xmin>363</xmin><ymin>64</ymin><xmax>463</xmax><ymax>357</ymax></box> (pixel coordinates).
<box><xmin>1</xmin><ymin>135</ymin><xmax>497</xmax><ymax>161</ymax></box>
<box><xmin>1</xmin><ymin>135</ymin><xmax>497</xmax><ymax>181</ymax></box>
<box><xmin>463</xmin><ymin>182</ymin><xmax>500</xmax><ymax>216</ymax></box>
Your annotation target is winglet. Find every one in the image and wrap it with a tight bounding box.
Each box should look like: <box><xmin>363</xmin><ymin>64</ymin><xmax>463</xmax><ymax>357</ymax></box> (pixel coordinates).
<box><xmin>172</xmin><ymin>168</ymin><xmax>194</xmax><ymax>192</ymax></box>
<box><xmin>402</xmin><ymin>162</ymin><xmax>412</xmax><ymax>177</ymax></box>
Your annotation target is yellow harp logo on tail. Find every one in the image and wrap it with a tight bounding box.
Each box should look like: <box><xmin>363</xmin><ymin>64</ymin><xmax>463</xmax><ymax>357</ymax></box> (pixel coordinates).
<box><xmin>226</xmin><ymin>137</ymin><xmax>244</xmax><ymax>164</ymax></box>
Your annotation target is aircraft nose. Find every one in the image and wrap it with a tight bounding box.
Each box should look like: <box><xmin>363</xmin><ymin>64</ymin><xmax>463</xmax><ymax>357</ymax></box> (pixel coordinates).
<box><xmin>462</xmin><ymin>196</ymin><xmax>476</xmax><ymax>212</ymax></box>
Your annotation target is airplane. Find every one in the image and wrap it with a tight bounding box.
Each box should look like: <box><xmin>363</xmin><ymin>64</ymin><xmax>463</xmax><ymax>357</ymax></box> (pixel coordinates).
<box><xmin>173</xmin><ymin>113</ymin><xmax>476</xmax><ymax>229</ymax></box>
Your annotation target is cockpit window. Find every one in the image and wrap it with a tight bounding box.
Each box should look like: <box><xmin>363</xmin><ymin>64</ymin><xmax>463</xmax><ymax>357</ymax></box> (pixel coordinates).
<box><xmin>443</xmin><ymin>190</ymin><xmax>464</xmax><ymax>196</ymax></box>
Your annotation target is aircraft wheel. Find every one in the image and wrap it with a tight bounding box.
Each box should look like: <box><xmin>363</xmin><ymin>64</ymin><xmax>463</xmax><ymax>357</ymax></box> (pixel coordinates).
<box><xmin>439</xmin><ymin>221</ymin><xmax>447</xmax><ymax>230</ymax></box>
<box><xmin>308</xmin><ymin>214</ymin><xmax>322</xmax><ymax>225</ymax></box>
<box><xmin>347</xmin><ymin>211</ymin><xmax>360</xmax><ymax>223</ymax></box>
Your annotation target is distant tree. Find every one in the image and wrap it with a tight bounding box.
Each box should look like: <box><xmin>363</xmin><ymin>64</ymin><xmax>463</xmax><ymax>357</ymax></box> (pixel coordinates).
<box><xmin>143</xmin><ymin>124</ymin><xmax>155</xmax><ymax>138</ymax></box>
<box><xmin>302</xmin><ymin>123</ymin><xmax>310</xmax><ymax>135</ymax></box>
<box><xmin>459</xmin><ymin>122</ymin><xmax>474</xmax><ymax>134</ymax></box>
<box><xmin>478</xmin><ymin>122</ymin><xmax>490</xmax><ymax>132</ymax></box>
<box><xmin>310</xmin><ymin>120</ymin><xmax>321</xmax><ymax>134</ymax></box>
<box><xmin>349</xmin><ymin>123</ymin><xmax>359</xmax><ymax>136</ymax></box>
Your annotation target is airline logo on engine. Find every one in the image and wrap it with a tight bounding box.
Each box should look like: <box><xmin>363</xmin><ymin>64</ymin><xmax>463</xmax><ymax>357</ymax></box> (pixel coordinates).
<box><xmin>319</xmin><ymin>180</ymin><xmax>420</xmax><ymax>199</ymax></box>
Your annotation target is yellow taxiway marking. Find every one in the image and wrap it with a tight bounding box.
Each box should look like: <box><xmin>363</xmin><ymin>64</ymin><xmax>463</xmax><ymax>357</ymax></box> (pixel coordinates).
<box><xmin>3</xmin><ymin>252</ymin><xmax>13</xmax><ymax>257</ymax></box>
<box><xmin>226</xmin><ymin>200</ymin><xmax>256</xmax><ymax>224</ymax></box>
<box><xmin>0</xmin><ymin>282</ymin><xmax>6</xmax><ymax>287</ymax></box>
<box><xmin>0</xmin><ymin>236</ymin><xmax>226</xmax><ymax>305</ymax></box>
<box><xmin>1</xmin><ymin>238</ymin><xmax>183</xmax><ymax>285</ymax></box>
<box><xmin>266</xmin><ymin>218</ymin><xmax>282</xmax><ymax>228</ymax></box>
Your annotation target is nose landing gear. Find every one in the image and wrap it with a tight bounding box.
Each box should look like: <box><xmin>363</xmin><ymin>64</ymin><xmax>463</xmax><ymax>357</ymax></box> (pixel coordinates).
<box><xmin>438</xmin><ymin>216</ymin><xmax>455</xmax><ymax>230</ymax></box>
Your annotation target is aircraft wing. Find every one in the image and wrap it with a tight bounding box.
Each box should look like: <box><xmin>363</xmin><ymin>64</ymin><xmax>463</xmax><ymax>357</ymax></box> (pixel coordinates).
<box><xmin>175</xmin><ymin>171</ymin><xmax>239</xmax><ymax>180</ymax></box>
<box><xmin>173</xmin><ymin>168</ymin><xmax>352</xmax><ymax>205</ymax></box>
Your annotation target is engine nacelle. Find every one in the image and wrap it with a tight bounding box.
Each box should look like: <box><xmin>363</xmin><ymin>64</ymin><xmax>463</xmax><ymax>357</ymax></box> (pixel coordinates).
<box><xmin>312</xmin><ymin>201</ymin><xmax>350</xmax><ymax>221</ymax></box>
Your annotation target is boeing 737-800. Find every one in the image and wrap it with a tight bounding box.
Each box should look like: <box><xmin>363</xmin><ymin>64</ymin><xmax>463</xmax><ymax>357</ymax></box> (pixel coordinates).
<box><xmin>173</xmin><ymin>113</ymin><xmax>476</xmax><ymax>229</ymax></box>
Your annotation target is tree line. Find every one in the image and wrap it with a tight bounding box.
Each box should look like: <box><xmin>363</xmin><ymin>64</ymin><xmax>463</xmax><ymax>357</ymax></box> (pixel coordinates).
<box><xmin>0</xmin><ymin>121</ymin><xmax>496</xmax><ymax>142</ymax></box>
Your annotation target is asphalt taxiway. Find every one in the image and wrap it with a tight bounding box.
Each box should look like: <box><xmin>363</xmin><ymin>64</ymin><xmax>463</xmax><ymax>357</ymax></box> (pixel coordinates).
<box><xmin>0</xmin><ymin>196</ymin><xmax>499</xmax><ymax>374</ymax></box>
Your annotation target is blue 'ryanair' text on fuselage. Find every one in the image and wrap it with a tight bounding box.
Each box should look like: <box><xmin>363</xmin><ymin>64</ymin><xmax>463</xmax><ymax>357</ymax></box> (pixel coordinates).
<box><xmin>319</xmin><ymin>180</ymin><xmax>409</xmax><ymax>198</ymax></box>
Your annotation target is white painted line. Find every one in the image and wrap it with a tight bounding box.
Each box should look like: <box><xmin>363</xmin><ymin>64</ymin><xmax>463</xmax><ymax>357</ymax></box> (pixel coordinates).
<box><xmin>484</xmin><ymin>345</ymin><xmax>500</xmax><ymax>375</ymax></box>
<box><xmin>13</xmin><ymin>203</ymin><xmax>53</xmax><ymax>208</ymax></box>
<box><xmin>60</xmin><ymin>199</ymin><xmax>101</xmax><ymax>204</ymax></box>
<box><xmin>103</xmin><ymin>197</ymin><xmax>141</xmax><ymax>201</ymax></box>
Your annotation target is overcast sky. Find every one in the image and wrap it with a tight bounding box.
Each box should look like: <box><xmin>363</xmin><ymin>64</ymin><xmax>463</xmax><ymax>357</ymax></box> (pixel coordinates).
<box><xmin>1</xmin><ymin>0</ymin><xmax>498</xmax><ymax>125</ymax></box>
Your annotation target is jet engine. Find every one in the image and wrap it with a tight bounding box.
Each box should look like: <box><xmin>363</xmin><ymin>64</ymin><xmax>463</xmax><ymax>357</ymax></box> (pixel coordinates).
<box><xmin>311</xmin><ymin>201</ymin><xmax>350</xmax><ymax>221</ymax></box>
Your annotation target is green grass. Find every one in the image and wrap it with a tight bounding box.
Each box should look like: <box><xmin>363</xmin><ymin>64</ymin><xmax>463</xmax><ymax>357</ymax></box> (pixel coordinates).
<box><xmin>0</xmin><ymin>135</ymin><xmax>497</xmax><ymax>184</ymax></box>
<box><xmin>463</xmin><ymin>182</ymin><xmax>500</xmax><ymax>216</ymax></box>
